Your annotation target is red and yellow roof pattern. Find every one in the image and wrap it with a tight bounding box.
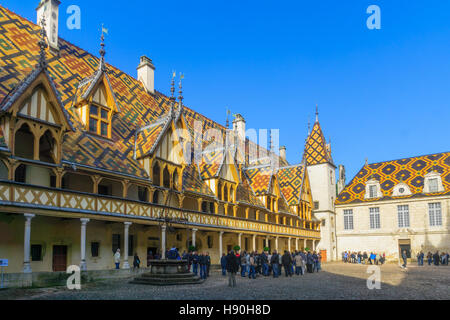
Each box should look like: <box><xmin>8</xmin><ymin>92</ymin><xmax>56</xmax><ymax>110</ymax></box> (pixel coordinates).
<box><xmin>304</xmin><ymin>122</ymin><xmax>333</xmax><ymax>166</ymax></box>
<box><xmin>277</xmin><ymin>165</ymin><xmax>305</xmax><ymax>206</ymax></box>
<box><xmin>336</xmin><ymin>152</ymin><xmax>450</xmax><ymax>205</ymax></box>
<box><xmin>245</xmin><ymin>166</ymin><xmax>273</xmax><ymax>196</ymax></box>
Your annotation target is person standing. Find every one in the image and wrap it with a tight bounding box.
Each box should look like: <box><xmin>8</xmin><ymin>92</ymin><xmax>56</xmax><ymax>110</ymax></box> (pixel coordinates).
<box><xmin>306</xmin><ymin>251</ymin><xmax>314</xmax><ymax>273</ymax></box>
<box><xmin>261</xmin><ymin>251</ymin><xmax>269</xmax><ymax>276</ymax></box>
<box><xmin>417</xmin><ymin>251</ymin><xmax>424</xmax><ymax>266</ymax></box>
<box><xmin>220</xmin><ymin>253</ymin><xmax>227</xmax><ymax>276</ymax></box>
<box><xmin>205</xmin><ymin>252</ymin><xmax>211</xmax><ymax>278</ymax></box>
<box><xmin>282</xmin><ymin>250</ymin><xmax>293</xmax><ymax>277</ymax></box>
<box><xmin>433</xmin><ymin>251</ymin><xmax>440</xmax><ymax>266</ymax></box>
<box><xmin>427</xmin><ymin>252</ymin><xmax>433</xmax><ymax>265</ymax></box>
<box><xmin>114</xmin><ymin>249</ymin><xmax>121</xmax><ymax>270</ymax></box>
<box><xmin>192</xmin><ymin>251</ymin><xmax>199</xmax><ymax>276</ymax></box>
<box><xmin>248</xmin><ymin>253</ymin><xmax>256</xmax><ymax>279</ymax></box>
<box><xmin>270</xmin><ymin>250</ymin><xmax>280</xmax><ymax>278</ymax></box>
<box><xmin>226</xmin><ymin>250</ymin><xmax>239</xmax><ymax>288</ymax></box>
<box><xmin>133</xmin><ymin>252</ymin><xmax>140</xmax><ymax>271</ymax></box>
<box><xmin>240</xmin><ymin>251</ymin><xmax>247</xmax><ymax>277</ymax></box>
<box><xmin>199</xmin><ymin>253</ymin><xmax>207</xmax><ymax>280</ymax></box>
<box><xmin>294</xmin><ymin>252</ymin><xmax>304</xmax><ymax>276</ymax></box>
<box><xmin>401</xmin><ymin>250</ymin><xmax>408</xmax><ymax>269</ymax></box>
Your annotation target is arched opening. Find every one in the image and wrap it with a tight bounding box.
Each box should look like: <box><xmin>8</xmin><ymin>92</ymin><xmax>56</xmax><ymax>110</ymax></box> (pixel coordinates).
<box><xmin>39</xmin><ymin>130</ymin><xmax>57</xmax><ymax>163</ymax></box>
<box><xmin>98</xmin><ymin>178</ymin><xmax>122</xmax><ymax>197</ymax></box>
<box><xmin>0</xmin><ymin>161</ymin><xmax>8</xmax><ymax>180</ymax></box>
<box><xmin>14</xmin><ymin>164</ymin><xmax>54</xmax><ymax>187</ymax></box>
<box><xmin>15</xmin><ymin>123</ymin><xmax>34</xmax><ymax>160</ymax></box>
<box><xmin>163</xmin><ymin>167</ymin><xmax>171</xmax><ymax>188</ymax></box>
<box><xmin>229</xmin><ymin>186</ymin><xmax>234</xmax><ymax>203</ymax></box>
<box><xmin>62</xmin><ymin>172</ymin><xmax>94</xmax><ymax>193</ymax></box>
<box><xmin>224</xmin><ymin>186</ymin><xmax>228</xmax><ymax>202</ymax></box>
<box><xmin>126</xmin><ymin>184</ymin><xmax>148</xmax><ymax>202</ymax></box>
<box><xmin>152</xmin><ymin>190</ymin><xmax>159</xmax><ymax>204</ymax></box>
<box><xmin>217</xmin><ymin>181</ymin><xmax>222</xmax><ymax>200</ymax></box>
<box><xmin>152</xmin><ymin>162</ymin><xmax>160</xmax><ymax>187</ymax></box>
<box><xmin>173</xmin><ymin>169</ymin><xmax>179</xmax><ymax>191</ymax></box>
<box><xmin>201</xmin><ymin>201</ymin><xmax>208</xmax><ymax>213</ymax></box>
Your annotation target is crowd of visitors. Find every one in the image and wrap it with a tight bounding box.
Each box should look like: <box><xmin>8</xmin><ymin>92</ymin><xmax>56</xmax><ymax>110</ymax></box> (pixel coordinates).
<box><xmin>341</xmin><ymin>251</ymin><xmax>386</xmax><ymax>265</ymax></box>
<box><xmin>218</xmin><ymin>250</ymin><xmax>322</xmax><ymax>287</ymax></box>
<box><xmin>341</xmin><ymin>250</ymin><xmax>449</xmax><ymax>269</ymax></box>
<box><xmin>416</xmin><ymin>251</ymin><xmax>449</xmax><ymax>267</ymax></box>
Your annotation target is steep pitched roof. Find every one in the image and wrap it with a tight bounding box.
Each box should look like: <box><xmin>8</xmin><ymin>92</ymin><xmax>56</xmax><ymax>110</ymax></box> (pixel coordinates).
<box><xmin>277</xmin><ymin>164</ymin><xmax>305</xmax><ymax>206</ymax></box>
<box><xmin>245</xmin><ymin>165</ymin><xmax>273</xmax><ymax>196</ymax></box>
<box><xmin>336</xmin><ymin>152</ymin><xmax>450</xmax><ymax>205</ymax></box>
<box><xmin>304</xmin><ymin>121</ymin><xmax>333</xmax><ymax>166</ymax></box>
<box><xmin>236</xmin><ymin>175</ymin><xmax>265</xmax><ymax>209</ymax></box>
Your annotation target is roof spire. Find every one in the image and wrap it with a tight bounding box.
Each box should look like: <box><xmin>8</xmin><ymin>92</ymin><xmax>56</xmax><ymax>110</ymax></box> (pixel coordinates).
<box><xmin>170</xmin><ymin>71</ymin><xmax>176</xmax><ymax>101</ymax></box>
<box><xmin>226</xmin><ymin>109</ymin><xmax>231</xmax><ymax>129</ymax></box>
<box><xmin>99</xmin><ymin>24</ymin><xmax>108</xmax><ymax>72</ymax></box>
<box><xmin>315</xmin><ymin>104</ymin><xmax>319</xmax><ymax>123</ymax></box>
<box><xmin>178</xmin><ymin>73</ymin><xmax>184</xmax><ymax>104</ymax></box>
<box><xmin>269</xmin><ymin>130</ymin><xmax>273</xmax><ymax>153</ymax></box>
<box><xmin>37</xmin><ymin>15</ymin><xmax>48</xmax><ymax>68</ymax></box>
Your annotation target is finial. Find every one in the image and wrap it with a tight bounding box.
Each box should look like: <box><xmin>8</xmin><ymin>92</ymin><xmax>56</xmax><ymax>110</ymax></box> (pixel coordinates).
<box><xmin>99</xmin><ymin>24</ymin><xmax>108</xmax><ymax>71</ymax></box>
<box><xmin>226</xmin><ymin>109</ymin><xmax>231</xmax><ymax>129</ymax></box>
<box><xmin>315</xmin><ymin>104</ymin><xmax>319</xmax><ymax>123</ymax></box>
<box><xmin>170</xmin><ymin>71</ymin><xmax>176</xmax><ymax>101</ymax></box>
<box><xmin>269</xmin><ymin>130</ymin><xmax>273</xmax><ymax>153</ymax></box>
<box><xmin>178</xmin><ymin>73</ymin><xmax>184</xmax><ymax>104</ymax></box>
<box><xmin>365</xmin><ymin>158</ymin><xmax>368</xmax><ymax>166</ymax></box>
<box><xmin>37</xmin><ymin>16</ymin><xmax>48</xmax><ymax>68</ymax></box>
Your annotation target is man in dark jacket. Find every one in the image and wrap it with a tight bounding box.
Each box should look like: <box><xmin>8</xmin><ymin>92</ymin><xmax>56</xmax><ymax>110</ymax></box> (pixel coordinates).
<box><xmin>199</xmin><ymin>253</ymin><xmax>207</xmax><ymax>279</ymax></box>
<box><xmin>226</xmin><ymin>251</ymin><xmax>240</xmax><ymax>287</ymax></box>
<box><xmin>282</xmin><ymin>251</ymin><xmax>293</xmax><ymax>277</ymax></box>
<box><xmin>306</xmin><ymin>252</ymin><xmax>314</xmax><ymax>273</ymax></box>
<box><xmin>192</xmin><ymin>252</ymin><xmax>199</xmax><ymax>276</ymax></box>
<box><xmin>220</xmin><ymin>253</ymin><xmax>227</xmax><ymax>276</ymax></box>
<box><xmin>401</xmin><ymin>250</ymin><xmax>408</xmax><ymax>269</ymax></box>
<box><xmin>270</xmin><ymin>250</ymin><xmax>280</xmax><ymax>278</ymax></box>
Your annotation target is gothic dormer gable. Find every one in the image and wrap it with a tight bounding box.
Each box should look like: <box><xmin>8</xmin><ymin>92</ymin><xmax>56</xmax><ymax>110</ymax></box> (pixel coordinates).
<box><xmin>0</xmin><ymin>67</ymin><xmax>72</xmax><ymax>132</ymax></box>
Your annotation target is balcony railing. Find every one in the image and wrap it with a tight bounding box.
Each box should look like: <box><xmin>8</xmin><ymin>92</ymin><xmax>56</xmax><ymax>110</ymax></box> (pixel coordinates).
<box><xmin>0</xmin><ymin>180</ymin><xmax>320</xmax><ymax>239</ymax></box>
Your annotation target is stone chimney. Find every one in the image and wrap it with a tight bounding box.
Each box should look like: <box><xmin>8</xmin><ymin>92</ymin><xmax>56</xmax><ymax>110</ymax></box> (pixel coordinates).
<box><xmin>232</xmin><ymin>114</ymin><xmax>246</xmax><ymax>141</ymax></box>
<box><xmin>137</xmin><ymin>56</ymin><xmax>155</xmax><ymax>94</ymax></box>
<box><xmin>279</xmin><ymin>146</ymin><xmax>286</xmax><ymax>162</ymax></box>
<box><xmin>36</xmin><ymin>0</ymin><xmax>60</xmax><ymax>51</ymax></box>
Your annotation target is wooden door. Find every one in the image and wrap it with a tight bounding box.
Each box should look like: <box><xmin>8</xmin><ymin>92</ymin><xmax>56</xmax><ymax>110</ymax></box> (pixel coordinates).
<box><xmin>52</xmin><ymin>245</ymin><xmax>67</xmax><ymax>272</ymax></box>
<box><xmin>320</xmin><ymin>250</ymin><xmax>327</xmax><ymax>263</ymax></box>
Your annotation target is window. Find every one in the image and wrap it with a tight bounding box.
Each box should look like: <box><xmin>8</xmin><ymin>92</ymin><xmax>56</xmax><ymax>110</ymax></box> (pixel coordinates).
<box><xmin>369</xmin><ymin>207</ymin><xmax>380</xmax><ymax>229</ymax></box>
<box><xmin>343</xmin><ymin>209</ymin><xmax>353</xmax><ymax>230</ymax></box>
<box><xmin>88</xmin><ymin>84</ymin><xmax>111</xmax><ymax>138</ymax></box>
<box><xmin>207</xmin><ymin>236</ymin><xmax>213</xmax><ymax>249</ymax></box>
<box><xmin>91</xmin><ymin>242</ymin><xmax>100</xmax><ymax>257</ymax></box>
<box><xmin>138</xmin><ymin>186</ymin><xmax>147</xmax><ymax>202</ymax></box>
<box><xmin>112</xmin><ymin>234</ymin><xmax>121</xmax><ymax>253</ymax></box>
<box><xmin>15</xmin><ymin>164</ymin><xmax>26</xmax><ymax>183</ymax></box>
<box><xmin>429</xmin><ymin>203</ymin><xmax>442</xmax><ymax>226</ymax></box>
<box><xmin>397</xmin><ymin>205</ymin><xmax>410</xmax><ymax>228</ymax></box>
<box><xmin>98</xmin><ymin>185</ymin><xmax>110</xmax><ymax>196</ymax></box>
<box><xmin>321</xmin><ymin>219</ymin><xmax>326</xmax><ymax>227</ymax></box>
<box><xmin>369</xmin><ymin>185</ymin><xmax>377</xmax><ymax>198</ymax></box>
<box><xmin>314</xmin><ymin>201</ymin><xmax>319</xmax><ymax>210</ymax></box>
<box><xmin>209</xmin><ymin>202</ymin><xmax>215</xmax><ymax>213</ymax></box>
<box><xmin>31</xmin><ymin>244</ymin><xmax>42</xmax><ymax>261</ymax></box>
<box><xmin>429</xmin><ymin>178</ymin><xmax>439</xmax><ymax>193</ymax></box>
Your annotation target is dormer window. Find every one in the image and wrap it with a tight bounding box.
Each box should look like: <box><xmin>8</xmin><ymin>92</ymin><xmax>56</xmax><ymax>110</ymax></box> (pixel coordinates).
<box><xmin>392</xmin><ymin>182</ymin><xmax>412</xmax><ymax>197</ymax></box>
<box><xmin>88</xmin><ymin>84</ymin><xmax>111</xmax><ymax>138</ymax></box>
<box><xmin>423</xmin><ymin>171</ymin><xmax>444</xmax><ymax>194</ymax></box>
<box><xmin>365</xmin><ymin>178</ymin><xmax>381</xmax><ymax>199</ymax></box>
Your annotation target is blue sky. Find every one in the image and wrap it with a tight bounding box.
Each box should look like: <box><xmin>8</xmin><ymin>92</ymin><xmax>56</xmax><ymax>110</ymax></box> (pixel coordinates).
<box><xmin>5</xmin><ymin>0</ymin><xmax>450</xmax><ymax>183</ymax></box>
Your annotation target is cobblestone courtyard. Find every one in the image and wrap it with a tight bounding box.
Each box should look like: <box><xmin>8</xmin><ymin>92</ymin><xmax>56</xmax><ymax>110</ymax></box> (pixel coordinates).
<box><xmin>1</xmin><ymin>262</ymin><xmax>449</xmax><ymax>300</ymax></box>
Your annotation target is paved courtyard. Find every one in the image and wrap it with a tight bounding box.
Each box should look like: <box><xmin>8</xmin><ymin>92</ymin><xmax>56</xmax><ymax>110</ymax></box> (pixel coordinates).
<box><xmin>1</xmin><ymin>262</ymin><xmax>449</xmax><ymax>300</ymax></box>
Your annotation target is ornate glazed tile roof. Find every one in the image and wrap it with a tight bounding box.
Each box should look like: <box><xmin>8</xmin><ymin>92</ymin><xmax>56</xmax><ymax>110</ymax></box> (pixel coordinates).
<box><xmin>277</xmin><ymin>165</ymin><xmax>305</xmax><ymax>206</ymax></box>
<box><xmin>304</xmin><ymin>121</ymin><xmax>333</xmax><ymax>166</ymax></box>
<box><xmin>182</xmin><ymin>164</ymin><xmax>215</xmax><ymax>197</ymax></box>
<box><xmin>236</xmin><ymin>175</ymin><xmax>265</xmax><ymax>208</ymax></box>
<box><xmin>336</xmin><ymin>152</ymin><xmax>450</xmax><ymax>205</ymax></box>
<box><xmin>0</xmin><ymin>5</ymin><xmax>293</xmax><ymax>198</ymax></box>
<box><xmin>245</xmin><ymin>165</ymin><xmax>273</xmax><ymax>196</ymax></box>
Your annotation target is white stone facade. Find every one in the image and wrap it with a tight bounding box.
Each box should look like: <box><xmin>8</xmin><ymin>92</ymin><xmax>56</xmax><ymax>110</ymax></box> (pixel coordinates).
<box><xmin>336</xmin><ymin>195</ymin><xmax>450</xmax><ymax>261</ymax></box>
